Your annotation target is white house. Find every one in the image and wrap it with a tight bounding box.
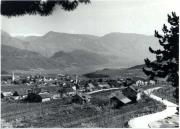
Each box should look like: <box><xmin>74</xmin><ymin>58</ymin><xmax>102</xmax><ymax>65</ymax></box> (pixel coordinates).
<box><xmin>42</xmin><ymin>98</ymin><xmax>51</xmax><ymax>102</ymax></box>
<box><xmin>13</xmin><ymin>96</ymin><xmax>21</xmax><ymax>100</ymax></box>
<box><xmin>98</xmin><ymin>83</ymin><xmax>110</xmax><ymax>89</ymax></box>
<box><xmin>52</xmin><ymin>94</ymin><xmax>60</xmax><ymax>99</ymax></box>
<box><xmin>2</xmin><ymin>92</ymin><xmax>13</xmax><ymax>97</ymax></box>
<box><xmin>144</xmin><ymin>81</ymin><xmax>148</xmax><ymax>86</ymax></box>
<box><xmin>72</xmin><ymin>86</ymin><xmax>76</xmax><ymax>91</ymax></box>
<box><xmin>136</xmin><ymin>92</ymin><xmax>142</xmax><ymax>101</ymax></box>
<box><xmin>149</xmin><ymin>80</ymin><xmax>156</xmax><ymax>85</ymax></box>
<box><xmin>39</xmin><ymin>92</ymin><xmax>51</xmax><ymax>102</ymax></box>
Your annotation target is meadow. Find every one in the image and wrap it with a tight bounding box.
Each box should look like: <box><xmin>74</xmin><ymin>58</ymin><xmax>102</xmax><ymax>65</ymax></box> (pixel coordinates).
<box><xmin>153</xmin><ymin>85</ymin><xmax>177</xmax><ymax>104</ymax></box>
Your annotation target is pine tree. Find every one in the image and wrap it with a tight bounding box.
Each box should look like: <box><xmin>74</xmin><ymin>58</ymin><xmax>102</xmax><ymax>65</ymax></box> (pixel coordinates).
<box><xmin>143</xmin><ymin>12</ymin><xmax>179</xmax><ymax>101</ymax></box>
<box><xmin>1</xmin><ymin>0</ymin><xmax>90</xmax><ymax>17</ymax></box>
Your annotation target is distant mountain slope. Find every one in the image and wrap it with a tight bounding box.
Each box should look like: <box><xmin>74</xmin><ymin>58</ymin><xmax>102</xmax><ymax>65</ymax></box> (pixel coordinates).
<box><xmin>127</xmin><ymin>64</ymin><xmax>145</xmax><ymax>70</ymax></box>
<box><xmin>98</xmin><ymin>32</ymin><xmax>160</xmax><ymax>66</ymax></box>
<box><xmin>1</xmin><ymin>45</ymin><xmax>63</xmax><ymax>70</ymax></box>
<box><xmin>1</xmin><ymin>45</ymin><xmax>108</xmax><ymax>72</ymax></box>
<box><xmin>2</xmin><ymin>30</ymin><xmax>160</xmax><ymax>68</ymax></box>
<box><xmin>51</xmin><ymin>49</ymin><xmax>108</xmax><ymax>66</ymax></box>
<box><xmin>2</xmin><ymin>31</ymin><xmax>106</xmax><ymax>57</ymax></box>
<box><xmin>1</xmin><ymin>31</ymin><xmax>30</xmax><ymax>50</ymax></box>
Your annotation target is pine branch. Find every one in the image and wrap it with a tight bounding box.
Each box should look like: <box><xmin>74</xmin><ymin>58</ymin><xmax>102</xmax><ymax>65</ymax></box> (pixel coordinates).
<box><xmin>1</xmin><ymin>0</ymin><xmax>90</xmax><ymax>17</ymax></box>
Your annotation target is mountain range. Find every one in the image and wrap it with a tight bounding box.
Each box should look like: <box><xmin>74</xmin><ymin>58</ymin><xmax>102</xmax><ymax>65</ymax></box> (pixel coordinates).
<box><xmin>1</xmin><ymin>30</ymin><xmax>160</xmax><ymax>74</ymax></box>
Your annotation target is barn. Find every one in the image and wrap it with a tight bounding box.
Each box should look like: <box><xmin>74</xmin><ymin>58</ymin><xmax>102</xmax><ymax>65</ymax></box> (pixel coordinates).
<box><xmin>72</xmin><ymin>93</ymin><xmax>91</xmax><ymax>104</ymax></box>
<box><xmin>109</xmin><ymin>91</ymin><xmax>131</xmax><ymax>108</ymax></box>
<box><xmin>122</xmin><ymin>86</ymin><xmax>138</xmax><ymax>102</ymax></box>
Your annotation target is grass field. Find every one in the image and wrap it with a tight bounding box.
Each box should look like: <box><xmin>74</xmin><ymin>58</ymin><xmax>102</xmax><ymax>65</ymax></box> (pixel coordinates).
<box><xmin>2</xmin><ymin>101</ymin><xmax>165</xmax><ymax>128</ymax></box>
<box><xmin>153</xmin><ymin>86</ymin><xmax>177</xmax><ymax>104</ymax></box>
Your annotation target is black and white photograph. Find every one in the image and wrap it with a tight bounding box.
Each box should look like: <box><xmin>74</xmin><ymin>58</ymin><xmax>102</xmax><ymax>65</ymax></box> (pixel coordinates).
<box><xmin>0</xmin><ymin>0</ymin><xmax>179</xmax><ymax>128</ymax></box>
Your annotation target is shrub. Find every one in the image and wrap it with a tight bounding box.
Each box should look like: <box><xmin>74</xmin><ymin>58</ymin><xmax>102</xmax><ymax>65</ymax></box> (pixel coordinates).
<box><xmin>91</xmin><ymin>97</ymin><xmax>109</xmax><ymax>106</ymax></box>
<box><xmin>1</xmin><ymin>93</ymin><xmax>4</xmax><ymax>99</ymax></box>
<box><xmin>13</xmin><ymin>91</ymin><xmax>19</xmax><ymax>96</ymax></box>
<box><xmin>63</xmin><ymin>97</ymin><xmax>72</xmax><ymax>104</ymax></box>
<box><xmin>23</xmin><ymin>93</ymin><xmax>42</xmax><ymax>103</ymax></box>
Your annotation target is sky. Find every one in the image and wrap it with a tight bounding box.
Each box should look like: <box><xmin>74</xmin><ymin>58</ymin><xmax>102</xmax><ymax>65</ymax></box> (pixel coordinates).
<box><xmin>1</xmin><ymin>0</ymin><xmax>180</xmax><ymax>37</ymax></box>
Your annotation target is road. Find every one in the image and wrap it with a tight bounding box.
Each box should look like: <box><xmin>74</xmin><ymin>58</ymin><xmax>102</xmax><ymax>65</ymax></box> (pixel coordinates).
<box><xmin>87</xmin><ymin>87</ymin><xmax>122</xmax><ymax>95</ymax></box>
<box><xmin>128</xmin><ymin>87</ymin><xmax>178</xmax><ymax>128</ymax></box>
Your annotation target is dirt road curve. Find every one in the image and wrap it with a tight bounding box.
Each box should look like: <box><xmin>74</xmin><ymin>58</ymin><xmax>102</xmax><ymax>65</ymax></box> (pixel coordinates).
<box><xmin>128</xmin><ymin>87</ymin><xmax>178</xmax><ymax>128</ymax></box>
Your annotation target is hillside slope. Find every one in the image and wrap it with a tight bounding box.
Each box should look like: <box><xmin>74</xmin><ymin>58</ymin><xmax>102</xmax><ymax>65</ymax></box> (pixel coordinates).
<box><xmin>83</xmin><ymin>64</ymin><xmax>146</xmax><ymax>79</ymax></box>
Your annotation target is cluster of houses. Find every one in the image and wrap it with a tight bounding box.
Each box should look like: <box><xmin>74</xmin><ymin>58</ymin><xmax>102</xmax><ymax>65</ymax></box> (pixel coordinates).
<box><xmin>1</xmin><ymin>87</ymin><xmax>91</xmax><ymax>104</ymax></box>
<box><xmin>1</xmin><ymin>71</ymin><xmax>169</xmax><ymax>106</ymax></box>
<box><xmin>1</xmin><ymin>91</ymin><xmax>27</xmax><ymax>102</ymax></box>
<box><xmin>1</xmin><ymin>71</ymin><xmax>162</xmax><ymax>90</ymax></box>
<box><xmin>1</xmin><ymin>72</ymin><xmax>74</xmax><ymax>86</ymax></box>
<box><xmin>135</xmin><ymin>79</ymin><xmax>156</xmax><ymax>86</ymax></box>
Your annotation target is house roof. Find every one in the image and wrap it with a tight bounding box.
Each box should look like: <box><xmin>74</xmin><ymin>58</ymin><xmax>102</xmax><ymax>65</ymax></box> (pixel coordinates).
<box><xmin>39</xmin><ymin>92</ymin><xmax>51</xmax><ymax>99</ymax></box>
<box><xmin>109</xmin><ymin>91</ymin><xmax>131</xmax><ymax>104</ymax></box>
<box><xmin>122</xmin><ymin>86</ymin><xmax>138</xmax><ymax>99</ymax></box>
<box><xmin>129</xmin><ymin>86</ymin><xmax>138</xmax><ymax>92</ymax></box>
<box><xmin>98</xmin><ymin>83</ymin><xmax>110</xmax><ymax>88</ymax></box>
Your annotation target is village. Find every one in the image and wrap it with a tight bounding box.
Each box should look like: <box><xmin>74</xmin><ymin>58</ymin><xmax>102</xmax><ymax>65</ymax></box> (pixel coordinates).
<box><xmin>1</xmin><ymin>72</ymin><xmax>159</xmax><ymax>103</ymax></box>
<box><xmin>2</xmin><ymin>71</ymin><xmax>177</xmax><ymax>128</ymax></box>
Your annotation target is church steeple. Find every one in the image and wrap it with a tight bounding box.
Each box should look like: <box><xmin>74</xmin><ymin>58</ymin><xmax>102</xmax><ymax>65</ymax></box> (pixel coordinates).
<box><xmin>12</xmin><ymin>72</ymin><xmax>15</xmax><ymax>81</ymax></box>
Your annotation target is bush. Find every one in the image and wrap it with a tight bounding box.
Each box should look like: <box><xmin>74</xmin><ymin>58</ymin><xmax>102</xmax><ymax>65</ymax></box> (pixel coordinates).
<box><xmin>63</xmin><ymin>97</ymin><xmax>72</xmax><ymax>104</ymax></box>
<box><xmin>1</xmin><ymin>93</ymin><xmax>4</xmax><ymax>99</ymax></box>
<box><xmin>13</xmin><ymin>91</ymin><xmax>19</xmax><ymax>96</ymax></box>
<box><xmin>23</xmin><ymin>93</ymin><xmax>42</xmax><ymax>103</ymax></box>
<box><xmin>91</xmin><ymin>97</ymin><xmax>109</xmax><ymax>106</ymax></box>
